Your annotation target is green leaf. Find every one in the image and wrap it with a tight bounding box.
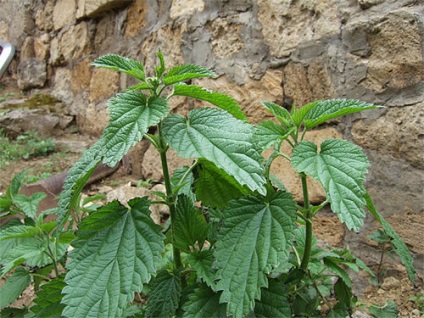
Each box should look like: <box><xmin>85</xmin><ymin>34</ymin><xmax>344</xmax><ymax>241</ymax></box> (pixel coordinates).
<box><xmin>324</xmin><ymin>258</ymin><xmax>352</xmax><ymax>288</ymax></box>
<box><xmin>303</xmin><ymin>99</ymin><xmax>378</xmax><ymax>129</ymax></box>
<box><xmin>171</xmin><ymin>166</ymin><xmax>196</xmax><ymax>201</ymax></box>
<box><xmin>254</xmin><ymin>120</ymin><xmax>295</xmax><ymax>151</ymax></box>
<box><xmin>182</xmin><ymin>284</ymin><xmax>227</xmax><ymax>318</ymax></box>
<box><xmin>254</xmin><ymin>280</ymin><xmax>291</xmax><ymax>317</ymax></box>
<box><xmin>261</xmin><ymin>102</ymin><xmax>294</xmax><ymax>128</ymax></box>
<box><xmin>162</xmin><ymin>108</ymin><xmax>266</xmax><ymax>195</ymax></box>
<box><xmin>194</xmin><ymin>160</ymin><xmax>251</xmax><ymax>209</ymax></box>
<box><xmin>214</xmin><ymin>191</ymin><xmax>297</xmax><ymax>318</ymax></box>
<box><xmin>92</xmin><ymin>54</ymin><xmax>146</xmax><ymax>80</ymax></box>
<box><xmin>145</xmin><ymin>270</ymin><xmax>182</xmax><ymax>318</ymax></box>
<box><xmin>0</xmin><ymin>307</ymin><xmax>29</xmax><ymax>317</ymax></box>
<box><xmin>186</xmin><ymin>250</ymin><xmax>215</xmax><ymax>288</ymax></box>
<box><xmin>291</xmin><ymin>139</ymin><xmax>369</xmax><ymax>231</ymax></box>
<box><xmin>163</xmin><ymin>64</ymin><xmax>216</xmax><ymax>85</ymax></box>
<box><xmin>13</xmin><ymin>192</ymin><xmax>46</xmax><ymax>219</ymax></box>
<box><xmin>0</xmin><ymin>267</ymin><xmax>31</xmax><ymax>309</ymax></box>
<box><xmin>7</xmin><ymin>170</ymin><xmax>27</xmax><ymax>199</ymax></box>
<box><xmin>57</xmin><ymin>140</ymin><xmax>103</xmax><ymax>229</ymax></box>
<box><xmin>0</xmin><ymin>224</ymin><xmax>39</xmax><ymax>240</ymax></box>
<box><xmin>0</xmin><ymin>236</ymin><xmax>69</xmax><ymax>277</ymax></box>
<box><xmin>62</xmin><ymin>198</ymin><xmax>164</xmax><ymax>318</ymax></box>
<box><xmin>364</xmin><ymin>192</ymin><xmax>416</xmax><ymax>283</ymax></box>
<box><xmin>102</xmin><ymin>91</ymin><xmax>169</xmax><ymax>166</ymax></box>
<box><xmin>156</xmin><ymin>50</ymin><xmax>166</xmax><ymax>78</ymax></box>
<box><xmin>125</xmin><ymin>82</ymin><xmax>154</xmax><ymax>91</ymax></box>
<box><xmin>327</xmin><ymin>302</ymin><xmax>349</xmax><ymax>318</ymax></box>
<box><xmin>369</xmin><ymin>301</ymin><xmax>398</xmax><ymax>318</ymax></box>
<box><xmin>30</xmin><ymin>276</ymin><xmax>66</xmax><ymax>317</ymax></box>
<box><xmin>333</xmin><ymin>279</ymin><xmax>354</xmax><ymax>313</ymax></box>
<box><xmin>173</xmin><ymin>83</ymin><xmax>247</xmax><ymax>120</ymax></box>
<box><xmin>291</xmin><ymin>101</ymin><xmax>319</xmax><ymax>127</ymax></box>
<box><xmin>173</xmin><ymin>195</ymin><xmax>209</xmax><ymax>253</ymax></box>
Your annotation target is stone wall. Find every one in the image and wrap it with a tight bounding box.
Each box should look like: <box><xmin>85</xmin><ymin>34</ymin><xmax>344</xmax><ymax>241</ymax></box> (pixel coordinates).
<box><xmin>1</xmin><ymin>0</ymin><xmax>423</xmax><ymax>274</ymax></box>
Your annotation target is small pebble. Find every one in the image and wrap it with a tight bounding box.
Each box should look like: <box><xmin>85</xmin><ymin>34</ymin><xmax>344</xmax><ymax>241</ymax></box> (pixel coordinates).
<box><xmin>381</xmin><ymin>276</ymin><xmax>401</xmax><ymax>291</ymax></box>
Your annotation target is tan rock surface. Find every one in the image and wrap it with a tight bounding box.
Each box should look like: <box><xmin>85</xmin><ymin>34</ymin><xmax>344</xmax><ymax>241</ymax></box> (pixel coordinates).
<box><xmin>53</xmin><ymin>0</ymin><xmax>76</xmax><ymax>31</ymax></box>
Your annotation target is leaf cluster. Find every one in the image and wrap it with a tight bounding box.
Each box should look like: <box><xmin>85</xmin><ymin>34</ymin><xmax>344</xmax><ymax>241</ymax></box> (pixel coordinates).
<box><xmin>0</xmin><ymin>52</ymin><xmax>416</xmax><ymax>318</ymax></box>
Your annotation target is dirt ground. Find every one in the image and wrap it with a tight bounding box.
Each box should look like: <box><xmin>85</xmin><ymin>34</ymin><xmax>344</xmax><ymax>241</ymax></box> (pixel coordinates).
<box><xmin>0</xmin><ymin>81</ymin><xmax>422</xmax><ymax>317</ymax></box>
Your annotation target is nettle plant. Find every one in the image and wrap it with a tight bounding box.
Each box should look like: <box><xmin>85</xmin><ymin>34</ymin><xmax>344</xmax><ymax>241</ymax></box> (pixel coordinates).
<box><xmin>0</xmin><ymin>52</ymin><xmax>416</xmax><ymax>317</ymax></box>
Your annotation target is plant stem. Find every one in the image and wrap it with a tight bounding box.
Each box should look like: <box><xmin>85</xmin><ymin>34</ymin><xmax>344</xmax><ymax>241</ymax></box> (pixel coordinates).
<box><xmin>47</xmin><ymin>242</ymin><xmax>60</xmax><ymax>278</ymax></box>
<box><xmin>308</xmin><ymin>270</ymin><xmax>331</xmax><ymax>310</ymax></box>
<box><xmin>377</xmin><ymin>241</ymin><xmax>387</xmax><ymax>284</ymax></box>
<box><xmin>157</xmin><ymin>130</ymin><xmax>186</xmax><ymax>286</ymax></box>
<box><xmin>300</xmin><ymin>173</ymin><xmax>313</xmax><ymax>271</ymax></box>
<box><xmin>159</xmin><ymin>150</ymin><xmax>183</xmax><ymax>269</ymax></box>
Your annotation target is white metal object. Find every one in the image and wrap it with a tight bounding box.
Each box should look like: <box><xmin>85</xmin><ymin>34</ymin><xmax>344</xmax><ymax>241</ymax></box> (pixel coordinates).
<box><xmin>0</xmin><ymin>40</ymin><xmax>15</xmax><ymax>79</ymax></box>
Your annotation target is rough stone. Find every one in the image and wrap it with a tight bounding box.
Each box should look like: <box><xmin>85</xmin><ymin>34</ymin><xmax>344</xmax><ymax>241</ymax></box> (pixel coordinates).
<box><xmin>53</xmin><ymin>0</ymin><xmax>76</xmax><ymax>31</ymax></box>
<box><xmin>60</xmin><ymin>22</ymin><xmax>92</xmax><ymax>61</ymax></box>
<box><xmin>387</xmin><ymin>210</ymin><xmax>424</xmax><ymax>255</ymax></box>
<box><xmin>55</xmin><ymin>140</ymin><xmax>90</xmax><ymax>153</ymax></box>
<box><xmin>141</xmin><ymin>24</ymin><xmax>185</xmax><ymax>72</ymax></box>
<box><xmin>35</xmin><ymin>0</ymin><xmax>54</xmax><ymax>31</ymax></box>
<box><xmin>76</xmin><ymin>0</ymin><xmax>132</xmax><ymax>19</ymax></box>
<box><xmin>358</xmin><ymin>0</ymin><xmax>385</xmax><ymax>10</ymax></box>
<box><xmin>282</xmin><ymin>61</ymin><xmax>336</xmax><ymax>108</ymax></box>
<box><xmin>94</xmin><ymin>14</ymin><xmax>116</xmax><ymax>55</ymax></box>
<box><xmin>257</xmin><ymin>0</ymin><xmax>341</xmax><ymax>58</ymax></box>
<box><xmin>51</xmin><ymin>67</ymin><xmax>74</xmax><ymax>108</ymax></box>
<box><xmin>341</xmin><ymin>22</ymin><xmax>371</xmax><ymax>57</ymax></box>
<box><xmin>89</xmin><ymin>67</ymin><xmax>119</xmax><ymax>102</ymax></box>
<box><xmin>77</xmin><ymin>101</ymin><xmax>109</xmax><ymax>137</ymax></box>
<box><xmin>124</xmin><ymin>1</ymin><xmax>147</xmax><ymax>38</ymax></box>
<box><xmin>0</xmin><ymin>1</ymin><xmax>35</xmax><ymax>47</ymax></box>
<box><xmin>267</xmin><ymin>127</ymin><xmax>342</xmax><ymax>203</ymax></box>
<box><xmin>194</xmin><ymin>69</ymin><xmax>284</xmax><ymax>123</ymax></box>
<box><xmin>71</xmin><ymin>59</ymin><xmax>92</xmax><ymax>93</ymax></box>
<box><xmin>381</xmin><ymin>276</ymin><xmax>401</xmax><ymax>291</ymax></box>
<box><xmin>365</xmin><ymin>150</ymin><xmax>424</xmax><ymax>220</ymax></box>
<box><xmin>352</xmin><ymin>104</ymin><xmax>424</xmax><ymax>169</ymax></box>
<box><xmin>0</xmin><ymin>21</ymin><xmax>8</xmax><ymax>41</ymax></box>
<box><xmin>49</xmin><ymin>37</ymin><xmax>61</xmax><ymax>66</ymax></box>
<box><xmin>17</xmin><ymin>59</ymin><xmax>46</xmax><ymax>90</ymax></box>
<box><xmin>209</xmin><ymin>17</ymin><xmax>244</xmax><ymax>58</ymax></box>
<box><xmin>34</xmin><ymin>34</ymin><xmax>50</xmax><ymax>61</ymax></box>
<box><xmin>0</xmin><ymin>109</ymin><xmax>60</xmax><ymax>138</ymax></box>
<box><xmin>20</xmin><ymin>37</ymin><xmax>35</xmax><ymax>61</ymax></box>
<box><xmin>364</xmin><ymin>10</ymin><xmax>424</xmax><ymax>97</ymax></box>
<box><xmin>170</xmin><ymin>0</ymin><xmax>205</xmax><ymax>20</ymax></box>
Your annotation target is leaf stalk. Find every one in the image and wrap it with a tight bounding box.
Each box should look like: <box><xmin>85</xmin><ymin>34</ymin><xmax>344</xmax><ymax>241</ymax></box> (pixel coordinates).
<box><xmin>300</xmin><ymin>173</ymin><xmax>313</xmax><ymax>271</ymax></box>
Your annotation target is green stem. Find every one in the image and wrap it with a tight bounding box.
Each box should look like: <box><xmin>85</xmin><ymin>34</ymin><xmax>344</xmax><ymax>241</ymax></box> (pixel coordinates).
<box><xmin>157</xmin><ymin>129</ymin><xmax>186</xmax><ymax>286</ymax></box>
<box><xmin>159</xmin><ymin>150</ymin><xmax>183</xmax><ymax>269</ymax></box>
<box><xmin>300</xmin><ymin>173</ymin><xmax>313</xmax><ymax>271</ymax></box>
<box><xmin>46</xmin><ymin>242</ymin><xmax>60</xmax><ymax>278</ymax></box>
<box><xmin>175</xmin><ymin>160</ymin><xmax>198</xmax><ymax>189</ymax></box>
<box><xmin>308</xmin><ymin>270</ymin><xmax>331</xmax><ymax>310</ymax></box>
<box><xmin>30</xmin><ymin>273</ymin><xmax>51</xmax><ymax>281</ymax></box>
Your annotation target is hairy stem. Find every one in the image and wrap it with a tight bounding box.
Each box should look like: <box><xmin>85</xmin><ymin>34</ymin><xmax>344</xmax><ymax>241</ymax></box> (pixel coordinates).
<box><xmin>159</xmin><ymin>150</ymin><xmax>183</xmax><ymax>269</ymax></box>
<box><xmin>308</xmin><ymin>270</ymin><xmax>331</xmax><ymax>310</ymax></box>
<box><xmin>46</xmin><ymin>240</ymin><xmax>60</xmax><ymax>278</ymax></box>
<box><xmin>377</xmin><ymin>241</ymin><xmax>387</xmax><ymax>285</ymax></box>
<box><xmin>300</xmin><ymin>173</ymin><xmax>313</xmax><ymax>271</ymax></box>
<box><xmin>158</xmin><ymin>130</ymin><xmax>186</xmax><ymax>286</ymax></box>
